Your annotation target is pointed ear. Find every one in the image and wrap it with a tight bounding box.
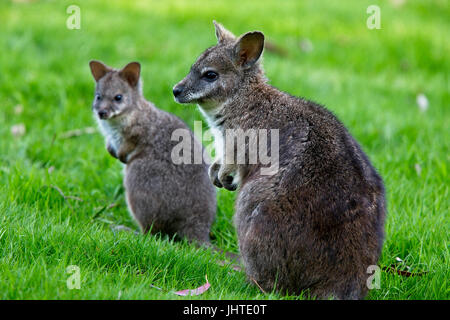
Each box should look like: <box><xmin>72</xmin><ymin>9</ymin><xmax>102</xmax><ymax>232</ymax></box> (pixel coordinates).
<box><xmin>213</xmin><ymin>20</ymin><xmax>235</xmax><ymax>44</ymax></box>
<box><xmin>89</xmin><ymin>60</ymin><xmax>112</xmax><ymax>82</ymax></box>
<box><xmin>233</xmin><ymin>31</ymin><xmax>265</xmax><ymax>69</ymax></box>
<box><xmin>119</xmin><ymin>62</ymin><xmax>141</xmax><ymax>87</ymax></box>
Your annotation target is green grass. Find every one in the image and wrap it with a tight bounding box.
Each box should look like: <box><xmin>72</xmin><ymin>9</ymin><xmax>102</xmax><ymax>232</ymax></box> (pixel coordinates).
<box><xmin>0</xmin><ymin>0</ymin><xmax>448</xmax><ymax>299</ymax></box>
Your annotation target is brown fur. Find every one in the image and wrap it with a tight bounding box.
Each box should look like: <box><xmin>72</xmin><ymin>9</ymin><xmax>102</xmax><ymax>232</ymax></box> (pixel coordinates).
<box><xmin>89</xmin><ymin>60</ymin><xmax>216</xmax><ymax>243</ymax></box>
<box><xmin>173</xmin><ymin>22</ymin><xmax>386</xmax><ymax>299</ymax></box>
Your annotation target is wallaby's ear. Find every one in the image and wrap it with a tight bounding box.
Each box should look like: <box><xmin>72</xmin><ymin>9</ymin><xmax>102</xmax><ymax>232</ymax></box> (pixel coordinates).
<box><xmin>119</xmin><ymin>62</ymin><xmax>141</xmax><ymax>87</ymax></box>
<box><xmin>89</xmin><ymin>60</ymin><xmax>112</xmax><ymax>82</ymax></box>
<box><xmin>233</xmin><ymin>31</ymin><xmax>265</xmax><ymax>69</ymax></box>
<box><xmin>213</xmin><ymin>20</ymin><xmax>235</xmax><ymax>44</ymax></box>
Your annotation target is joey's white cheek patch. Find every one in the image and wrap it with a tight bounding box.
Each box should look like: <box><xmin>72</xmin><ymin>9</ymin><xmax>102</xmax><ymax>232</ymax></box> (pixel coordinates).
<box><xmin>187</xmin><ymin>91</ymin><xmax>206</xmax><ymax>101</ymax></box>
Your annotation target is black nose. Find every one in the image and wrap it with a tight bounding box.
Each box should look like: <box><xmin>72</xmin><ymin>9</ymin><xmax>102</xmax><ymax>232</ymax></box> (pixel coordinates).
<box><xmin>98</xmin><ymin>110</ymin><xmax>108</xmax><ymax>119</ymax></box>
<box><xmin>173</xmin><ymin>86</ymin><xmax>183</xmax><ymax>97</ymax></box>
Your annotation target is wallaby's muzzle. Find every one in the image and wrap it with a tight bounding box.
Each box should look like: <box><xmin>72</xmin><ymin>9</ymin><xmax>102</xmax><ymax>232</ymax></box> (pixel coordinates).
<box><xmin>172</xmin><ymin>80</ymin><xmax>189</xmax><ymax>103</ymax></box>
<box><xmin>97</xmin><ymin>109</ymin><xmax>109</xmax><ymax>120</ymax></box>
<box><xmin>173</xmin><ymin>76</ymin><xmax>196</xmax><ymax>104</ymax></box>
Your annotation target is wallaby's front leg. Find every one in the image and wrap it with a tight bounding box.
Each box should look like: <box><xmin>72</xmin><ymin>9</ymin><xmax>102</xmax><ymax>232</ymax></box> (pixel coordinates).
<box><xmin>209</xmin><ymin>160</ymin><xmax>223</xmax><ymax>188</ymax></box>
<box><xmin>117</xmin><ymin>141</ymin><xmax>136</xmax><ymax>164</ymax></box>
<box><xmin>106</xmin><ymin>140</ymin><xmax>131</xmax><ymax>164</ymax></box>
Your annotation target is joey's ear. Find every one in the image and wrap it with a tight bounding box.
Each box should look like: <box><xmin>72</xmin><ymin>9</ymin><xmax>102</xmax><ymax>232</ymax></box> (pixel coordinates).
<box><xmin>213</xmin><ymin>20</ymin><xmax>235</xmax><ymax>44</ymax></box>
<box><xmin>232</xmin><ymin>31</ymin><xmax>265</xmax><ymax>69</ymax></box>
<box><xmin>89</xmin><ymin>60</ymin><xmax>112</xmax><ymax>82</ymax></box>
<box><xmin>119</xmin><ymin>62</ymin><xmax>141</xmax><ymax>87</ymax></box>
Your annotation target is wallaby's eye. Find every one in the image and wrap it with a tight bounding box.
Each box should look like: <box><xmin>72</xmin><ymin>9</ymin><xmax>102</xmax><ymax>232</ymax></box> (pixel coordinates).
<box><xmin>95</xmin><ymin>94</ymin><xmax>101</xmax><ymax>101</ymax></box>
<box><xmin>114</xmin><ymin>94</ymin><xmax>123</xmax><ymax>102</ymax></box>
<box><xmin>202</xmin><ymin>70</ymin><xmax>218</xmax><ymax>82</ymax></box>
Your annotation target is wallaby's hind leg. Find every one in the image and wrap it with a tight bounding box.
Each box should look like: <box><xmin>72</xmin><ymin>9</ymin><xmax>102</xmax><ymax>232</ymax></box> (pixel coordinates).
<box><xmin>310</xmin><ymin>277</ymin><xmax>366</xmax><ymax>300</ymax></box>
<box><xmin>177</xmin><ymin>221</ymin><xmax>211</xmax><ymax>244</ymax></box>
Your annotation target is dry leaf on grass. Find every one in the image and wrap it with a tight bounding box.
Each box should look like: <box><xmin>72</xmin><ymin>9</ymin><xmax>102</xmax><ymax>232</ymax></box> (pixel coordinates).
<box><xmin>382</xmin><ymin>257</ymin><xmax>429</xmax><ymax>277</ymax></box>
<box><xmin>383</xmin><ymin>265</ymin><xmax>429</xmax><ymax>277</ymax></box>
<box><xmin>173</xmin><ymin>275</ymin><xmax>211</xmax><ymax>296</ymax></box>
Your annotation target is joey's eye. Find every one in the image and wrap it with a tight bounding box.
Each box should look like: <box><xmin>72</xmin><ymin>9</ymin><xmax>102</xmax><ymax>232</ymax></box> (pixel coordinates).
<box><xmin>202</xmin><ymin>70</ymin><xmax>218</xmax><ymax>82</ymax></box>
<box><xmin>114</xmin><ymin>94</ymin><xmax>123</xmax><ymax>102</ymax></box>
<box><xmin>95</xmin><ymin>94</ymin><xmax>101</xmax><ymax>101</ymax></box>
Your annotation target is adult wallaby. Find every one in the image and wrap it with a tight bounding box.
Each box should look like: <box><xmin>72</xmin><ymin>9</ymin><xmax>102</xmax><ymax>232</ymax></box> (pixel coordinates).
<box><xmin>173</xmin><ymin>22</ymin><xmax>386</xmax><ymax>299</ymax></box>
<box><xmin>89</xmin><ymin>60</ymin><xmax>216</xmax><ymax>244</ymax></box>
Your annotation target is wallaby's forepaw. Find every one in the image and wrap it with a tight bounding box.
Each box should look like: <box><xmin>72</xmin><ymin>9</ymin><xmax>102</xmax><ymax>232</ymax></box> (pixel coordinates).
<box><xmin>209</xmin><ymin>161</ymin><xmax>238</xmax><ymax>191</ymax></box>
<box><xmin>118</xmin><ymin>152</ymin><xmax>128</xmax><ymax>164</ymax></box>
<box><xmin>221</xmin><ymin>175</ymin><xmax>237</xmax><ymax>191</ymax></box>
<box><xmin>106</xmin><ymin>142</ymin><xmax>118</xmax><ymax>159</ymax></box>
<box><xmin>218</xmin><ymin>165</ymin><xmax>238</xmax><ymax>191</ymax></box>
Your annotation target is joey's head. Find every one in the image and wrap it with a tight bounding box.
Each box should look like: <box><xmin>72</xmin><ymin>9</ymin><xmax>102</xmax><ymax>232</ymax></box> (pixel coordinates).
<box><xmin>173</xmin><ymin>21</ymin><xmax>265</xmax><ymax>111</ymax></box>
<box><xmin>89</xmin><ymin>60</ymin><xmax>141</xmax><ymax>120</ymax></box>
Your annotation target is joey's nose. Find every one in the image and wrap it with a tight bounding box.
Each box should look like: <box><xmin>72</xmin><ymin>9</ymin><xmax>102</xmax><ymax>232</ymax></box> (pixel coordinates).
<box><xmin>98</xmin><ymin>110</ymin><xmax>108</xmax><ymax>119</ymax></box>
<box><xmin>173</xmin><ymin>86</ymin><xmax>183</xmax><ymax>98</ymax></box>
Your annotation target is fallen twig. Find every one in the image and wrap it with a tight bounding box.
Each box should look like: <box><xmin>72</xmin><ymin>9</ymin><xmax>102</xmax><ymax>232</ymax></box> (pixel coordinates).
<box><xmin>92</xmin><ymin>203</ymin><xmax>119</xmax><ymax>219</ymax></box>
<box><xmin>48</xmin><ymin>185</ymin><xmax>83</xmax><ymax>201</ymax></box>
<box><xmin>60</xmin><ymin>127</ymin><xmax>97</xmax><ymax>139</ymax></box>
<box><xmin>382</xmin><ymin>265</ymin><xmax>429</xmax><ymax>277</ymax></box>
<box><xmin>150</xmin><ymin>284</ymin><xmax>163</xmax><ymax>291</ymax></box>
<box><xmin>250</xmin><ymin>276</ymin><xmax>266</xmax><ymax>294</ymax></box>
<box><xmin>110</xmin><ymin>224</ymin><xmax>139</xmax><ymax>235</ymax></box>
<box><xmin>41</xmin><ymin>185</ymin><xmax>83</xmax><ymax>212</ymax></box>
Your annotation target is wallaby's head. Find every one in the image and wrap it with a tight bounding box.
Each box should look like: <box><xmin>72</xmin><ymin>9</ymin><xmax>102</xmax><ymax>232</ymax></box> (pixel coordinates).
<box><xmin>173</xmin><ymin>21</ymin><xmax>265</xmax><ymax>110</ymax></box>
<box><xmin>89</xmin><ymin>60</ymin><xmax>141</xmax><ymax>120</ymax></box>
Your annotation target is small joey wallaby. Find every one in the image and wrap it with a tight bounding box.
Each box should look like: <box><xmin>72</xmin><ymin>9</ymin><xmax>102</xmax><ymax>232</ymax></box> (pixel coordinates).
<box><xmin>89</xmin><ymin>60</ymin><xmax>216</xmax><ymax>244</ymax></box>
<box><xmin>173</xmin><ymin>22</ymin><xmax>386</xmax><ymax>299</ymax></box>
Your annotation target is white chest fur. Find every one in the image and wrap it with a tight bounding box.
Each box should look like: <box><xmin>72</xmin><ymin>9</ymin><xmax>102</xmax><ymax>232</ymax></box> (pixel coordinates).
<box><xmin>198</xmin><ymin>106</ymin><xmax>224</xmax><ymax>160</ymax></box>
<box><xmin>96</xmin><ymin>117</ymin><xmax>123</xmax><ymax>154</ymax></box>
<box><xmin>198</xmin><ymin>104</ymin><xmax>241</xmax><ymax>186</ymax></box>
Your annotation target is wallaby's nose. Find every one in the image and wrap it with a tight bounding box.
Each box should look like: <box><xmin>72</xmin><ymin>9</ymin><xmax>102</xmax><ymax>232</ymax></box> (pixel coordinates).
<box><xmin>98</xmin><ymin>110</ymin><xmax>108</xmax><ymax>119</ymax></box>
<box><xmin>173</xmin><ymin>86</ymin><xmax>183</xmax><ymax>98</ymax></box>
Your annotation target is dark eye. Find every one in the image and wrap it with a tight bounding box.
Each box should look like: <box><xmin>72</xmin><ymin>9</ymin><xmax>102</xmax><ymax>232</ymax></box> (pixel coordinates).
<box><xmin>95</xmin><ymin>94</ymin><xmax>101</xmax><ymax>101</ymax></box>
<box><xmin>202</xmin><ymin>70</ymin><xmax>218</xmax><ymax>82</ymax></box>
<box><xmin>114</xmin><ymin>94</ymin><xmax>122</xmax><ymax>102</ymax></box>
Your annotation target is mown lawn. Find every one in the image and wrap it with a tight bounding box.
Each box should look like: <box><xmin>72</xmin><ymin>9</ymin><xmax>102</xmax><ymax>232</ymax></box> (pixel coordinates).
<box><xmin>0</xmin><ymin>0</ymin><xmax>448</xmax><ymax>299</ymax></box>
